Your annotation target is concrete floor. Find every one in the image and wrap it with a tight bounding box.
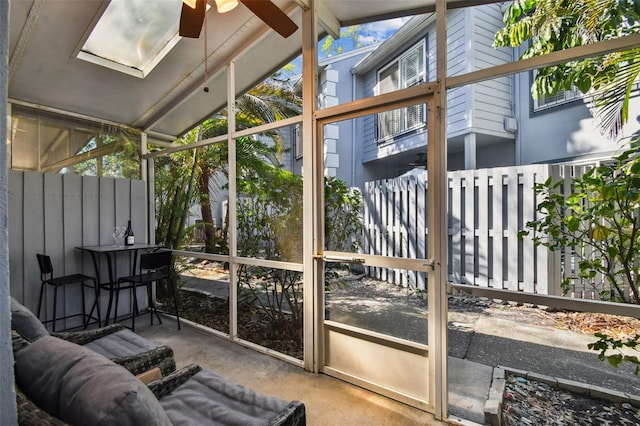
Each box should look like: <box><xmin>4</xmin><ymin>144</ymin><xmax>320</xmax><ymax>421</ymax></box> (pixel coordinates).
<box><xmin>135</xmin><ymin>318</ymin><xmax>449</xmax><ymax>426</ymax></box>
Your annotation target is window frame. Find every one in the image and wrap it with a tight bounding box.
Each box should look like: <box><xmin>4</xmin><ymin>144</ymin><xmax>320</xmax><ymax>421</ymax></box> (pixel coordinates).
<box><xmin>375</xmin><ymin>39</ymin><xmax>427</xmax><ymax>143</ymax></box>
<box><xmin>531</xmin><ymin>70</ymin><xmax>585</xmax><ymax>112</ymax></box>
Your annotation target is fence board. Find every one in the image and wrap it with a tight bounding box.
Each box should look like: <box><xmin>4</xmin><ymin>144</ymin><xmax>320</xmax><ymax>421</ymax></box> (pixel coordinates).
<box><xmin>491</xmin><ymin>169</ymin><xmax>503</xmax><ymax>289</ymax></box>
<box><xmin>417</xmin><ymin>174</ymin><xmax>427</xmax><ymax>290</ymax></box>
<box><xmin>9</xmin><ymin>170</ymin><xmax>147</xmax><ymax>328</ymax></box>
<box><xmin>8</xmin><ymin>172</ymin><xmax>25</xmax><ymax>303</ymax></box>
<box><xmin>23</xmin><ymin>172</ymin><xmax>45</xmax><ymax>314</ymax></box>
<box><xmin>477</xmin><ymin>169</ymin><xmax>489</xmax><ymax>287</ymax></box>
<box><xmin>449</xmin><ymin>172</ymin><xmax>462</xmax><ymax>284</ymax></box>
<box><xmin>506</xmin><ymin>168</ymin><xmax>519</xmax><ymax>290</ymax></box>
<box><xmin>43</xmin><ymin>173</ymin><xmax>70</xmax><ymax>327</ymax></box>
<box><xmin>464</xmin><ymin>174</ymin><xmax>475</xmax><ymax>285</ymax></box>
<box><xmin>521</xmin><ymin>170</ymin><xmax>535</xmax><ymax>293</ymax></box>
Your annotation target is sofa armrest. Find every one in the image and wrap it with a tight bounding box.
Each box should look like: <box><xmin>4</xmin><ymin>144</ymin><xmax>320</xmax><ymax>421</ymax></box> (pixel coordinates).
<box><xmin>147</xmin><ymin>364</ymin><xmax>202</xmax><ymax>399</ymax></box>
<box><xmin>268</xmin><ymin>400</ymin><xmax>307</xmax><ymax>426</ymax></box>
<box><xmin>51</xmin><ymin>324</ymin><xmax>125</xmax><ymax>345</ymax></box>
<box><xmin>11</xmin><ymin>330</ymin><xmax>30</xmax><ymax>356</ymax></box>
<box><xmin>16</xmin><ymin>385</ymin><xmax>68</xmax><ymax>426</ymax></box>
<box><xmin>111</xmin><ymin>345</ymin><xmax>176</xmax><ymax>376</ymax></box>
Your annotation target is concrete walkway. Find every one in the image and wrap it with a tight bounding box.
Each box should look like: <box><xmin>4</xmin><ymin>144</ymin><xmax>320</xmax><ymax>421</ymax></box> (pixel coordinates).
<box><xmin>448</xmin><ymin>308</ymin><xmax>640</xmax><ymax>423</ymax></box>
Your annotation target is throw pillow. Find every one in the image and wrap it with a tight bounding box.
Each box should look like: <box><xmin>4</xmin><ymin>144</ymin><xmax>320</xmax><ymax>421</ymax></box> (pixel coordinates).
<box><xmin>15</xmin><ymin>335</ymin><xmax>172</xmax><ymax>426</ymax></box>
<box><xmin>10</xmin><ymin>296</ymin><xmax>49</xmax><ymax>341</ymax></box>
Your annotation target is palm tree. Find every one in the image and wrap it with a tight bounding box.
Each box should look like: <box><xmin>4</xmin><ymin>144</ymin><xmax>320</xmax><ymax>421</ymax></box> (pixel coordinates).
<box><xmin>155</xmin><ymin>79</ymin><xmax>302</xmax><ymax>252</ymax></box>
<box><xmin>494</xmin><ymin>0</ymin><xmax>640</xmax><ymax>137</ymax></box>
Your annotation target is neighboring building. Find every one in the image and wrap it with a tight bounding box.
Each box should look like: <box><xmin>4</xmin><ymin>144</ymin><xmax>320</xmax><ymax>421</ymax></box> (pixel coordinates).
<box><xmin>298</xmin><ymin>4</ymin><xmax>640</xmax><ymax>190</ymax></box>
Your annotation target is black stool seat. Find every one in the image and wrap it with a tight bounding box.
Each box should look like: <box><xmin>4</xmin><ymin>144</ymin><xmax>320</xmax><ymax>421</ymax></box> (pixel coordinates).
<box><xmin>37</xmin><ymin>254</ymin><xmax>100</xmax><ymax>332</ymax></box>
<box><xmin>115</xmin><ymin>250</ymin><xmax>181</xmax><ymax>332</ymax></box>
<box><xmin>47</xmin><ymin>273</ymin><xmax>96</xmax><ymax>287</ymax></box>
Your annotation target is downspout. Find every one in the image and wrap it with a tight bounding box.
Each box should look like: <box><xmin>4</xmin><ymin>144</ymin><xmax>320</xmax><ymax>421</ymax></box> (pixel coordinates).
<box><xmin>351</xmin><ymin>73</ymin><xmax>357</xmax><ymax>187</ymax></box>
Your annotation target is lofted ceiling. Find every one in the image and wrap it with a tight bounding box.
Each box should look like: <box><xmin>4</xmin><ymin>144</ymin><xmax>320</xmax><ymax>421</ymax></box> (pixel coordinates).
<box><xmin>8</xmin><ymin>0</ymin><xmax>486</xmax><ymax>142</ymax></box>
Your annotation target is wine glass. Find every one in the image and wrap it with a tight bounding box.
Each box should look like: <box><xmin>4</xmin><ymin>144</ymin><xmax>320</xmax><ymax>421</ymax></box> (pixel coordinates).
<box><xmin>112</xmin><ymin>226</ymin><xmax>125</xmax><ymax>247</ymax></box>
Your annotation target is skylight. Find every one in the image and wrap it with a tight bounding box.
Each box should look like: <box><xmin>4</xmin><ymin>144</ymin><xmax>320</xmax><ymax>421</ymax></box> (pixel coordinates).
<box><xmin>77</xmin><ymin>0</ymin><xmax>183</xmax><ymax>78</ymax></box>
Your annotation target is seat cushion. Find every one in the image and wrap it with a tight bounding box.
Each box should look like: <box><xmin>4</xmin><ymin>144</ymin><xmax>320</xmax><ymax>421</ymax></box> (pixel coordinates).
<box><xmin>160</xmin><ymin>368</ymin><xmax>290</xmax><ymax>426</ymax></box>
<box><xmin>10</xmin><ymin>296</ymin><xmax>49</xmax><ymax>341</ymax></box>
<box><xmin>15</xmin><ymin>335</ymin><xmax>172</xmax><ymax>426</ymax></box>
<box><xmin>84</xmin><ymin>329</ymin><xmax>161</xmax><ymax>358</ymax></box>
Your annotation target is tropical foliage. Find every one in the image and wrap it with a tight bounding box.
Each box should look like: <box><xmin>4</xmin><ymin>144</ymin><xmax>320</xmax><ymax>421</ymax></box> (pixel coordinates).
<box><xmin>523</xmin><ymin>137</ymin><xmax>640</xmax><ymax>305</ymax></box>
<box><xmin>494</xmin><ymin>0</ymin><xmax>640</xmax><ymax>137</ymax></box>
<box><xmin>235</xmin><ymin>169</ymin><xmax>363</xmax><ymax>348</ymax></box>
<box><xmin>72</xmin><ymin>129</ymin><xmax>141</xmax><ymax>178</ymax></box>
<box><xmin>154</xmin><ymin>80</ymin><xmax>301</xmax><ymax>251</ymax></box>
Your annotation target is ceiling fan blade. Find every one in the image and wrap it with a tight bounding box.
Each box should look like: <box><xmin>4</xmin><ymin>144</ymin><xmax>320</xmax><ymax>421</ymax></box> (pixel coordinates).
<box><xmin>179</xmin><ymin>0</ymin><xmax>206</xmax><ymax>38</ymax></box>
<box><xmin>239</xmin><ymin>0</ymin><xmax>298</xmax><ymax>38</ymax></box>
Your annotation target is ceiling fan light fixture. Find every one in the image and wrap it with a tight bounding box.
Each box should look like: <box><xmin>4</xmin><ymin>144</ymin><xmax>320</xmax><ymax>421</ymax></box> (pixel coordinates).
<box><xmin>182</xmin><ymin>0</ymin><xmax>197</xmax><ymax>9</ymax></box>
<box><xmin>215</xmin><ymin>0</ymin><xmax>238</xmax><ymax>13</ymax></box>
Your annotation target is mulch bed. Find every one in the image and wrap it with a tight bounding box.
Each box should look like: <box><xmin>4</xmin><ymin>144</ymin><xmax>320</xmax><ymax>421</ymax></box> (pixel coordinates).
<box><xmin>502</xmin><ymin>374</ymin><xmax>640</xmax><ymax>425</ymax></box>
<box><xmin>157</xmin><ymin>289</ymin><xmax>303</xmax><ymax>359</ymax></box>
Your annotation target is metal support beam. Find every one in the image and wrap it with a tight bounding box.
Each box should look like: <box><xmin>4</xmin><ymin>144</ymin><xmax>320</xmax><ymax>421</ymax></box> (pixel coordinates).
<box><xmin>431</xmin><ymin>0</ymin><xmax>449</xmax><ymax>420</ymax></box>
<box><xmin>227</xmin><ymin>62</ymin><xmax>238</xmax><ymax>340</ymax></box>
<box><xmin>292</xmin><ymin>0</ymin><xmax>340</xmax><ymax>40</ymax></box>
<box><xmin>302</xmin><ymin>0</ymin><xmax>319</xmax><ymax>373</ymax></box>
<box><xmin>447</xmin><ymin>33</ymin><xmax>640</xmax><ymax>89</ymax></box>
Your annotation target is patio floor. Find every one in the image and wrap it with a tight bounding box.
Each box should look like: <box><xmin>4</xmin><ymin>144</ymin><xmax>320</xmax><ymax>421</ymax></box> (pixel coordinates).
<box><xmin>160</xmin><ymin>273</ymin><xmax>640</xmax><ymax>424</ymax></box>
<box><xmin>134</xmin><ymin>317</ymin><xmax>448</xmax><ymax>426</ymax></box>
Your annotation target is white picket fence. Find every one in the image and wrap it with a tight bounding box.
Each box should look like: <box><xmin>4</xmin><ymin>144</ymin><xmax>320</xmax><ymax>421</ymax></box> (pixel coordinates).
<box><xmin>362</xmin><ymin>163</ymin><xmax>612</xmax><ymax>299</ymax></box>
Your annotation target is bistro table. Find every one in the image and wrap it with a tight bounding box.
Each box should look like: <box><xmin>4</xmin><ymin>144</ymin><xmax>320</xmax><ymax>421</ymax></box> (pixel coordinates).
<box><xmin>76</xmin><ymin>243</ymin><xmax>164</xmax><ymax>326</ymax></box>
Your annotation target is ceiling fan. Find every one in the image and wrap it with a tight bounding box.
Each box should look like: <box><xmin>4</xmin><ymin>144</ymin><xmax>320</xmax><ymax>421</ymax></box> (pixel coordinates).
<box><xmin>180</xmin><ymin>0</ymin><xmax>299</xmax><ymax>39</ymax></box>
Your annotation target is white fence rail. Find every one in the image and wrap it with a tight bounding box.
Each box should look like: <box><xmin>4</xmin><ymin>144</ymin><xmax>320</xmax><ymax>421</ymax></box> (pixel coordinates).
<box><xmin>362</xmin><ymin>163</ymin><xmax>616</xmax><ymax>299</ymax></box>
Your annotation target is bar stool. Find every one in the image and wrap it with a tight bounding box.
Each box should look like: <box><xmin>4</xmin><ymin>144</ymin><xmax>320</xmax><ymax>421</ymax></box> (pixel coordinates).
<box><xmin>116</xmin><ymin>250</ymin><xmax>181</xmax><ymax>332</ymax></box>
<box><xmin>36</xmin><ymin>254</ymin><xmax>100</xmax><ymax>332</ymax></box>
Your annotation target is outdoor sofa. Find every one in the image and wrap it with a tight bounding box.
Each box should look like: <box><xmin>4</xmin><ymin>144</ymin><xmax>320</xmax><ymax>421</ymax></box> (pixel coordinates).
<box><xmin>10</xmin><ymin>297</ymin><xmax>306</xmax><ymax>425</ymax></box>
<box><xmin>10</xmin><ymin>296</ymin><xmax>176</xmax><ymax>375</ymax></box>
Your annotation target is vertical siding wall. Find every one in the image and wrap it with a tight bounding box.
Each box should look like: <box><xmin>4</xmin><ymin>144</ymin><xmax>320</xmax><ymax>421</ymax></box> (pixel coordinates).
<box><xmin>8</xmin><ymin>170</ymin><xmax>147</xmax><ymax>329</ymax></box>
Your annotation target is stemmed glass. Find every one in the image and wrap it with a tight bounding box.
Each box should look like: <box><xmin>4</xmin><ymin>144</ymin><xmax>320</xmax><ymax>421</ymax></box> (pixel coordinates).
<box><xmin>111</xmin><ymin>226</ymin><xmax>125</xmax><ymax>247</ymax></box>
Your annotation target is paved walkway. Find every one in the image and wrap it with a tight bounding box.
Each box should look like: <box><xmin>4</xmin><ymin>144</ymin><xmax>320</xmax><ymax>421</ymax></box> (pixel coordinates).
<box><xmin>449</xmin><ymin>306</ymin><xmax>640</xmax><ymax>423</ymax></box>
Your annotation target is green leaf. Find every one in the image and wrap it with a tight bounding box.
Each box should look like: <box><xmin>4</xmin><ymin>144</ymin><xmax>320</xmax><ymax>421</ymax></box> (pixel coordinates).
<box><xmin>591</xmin><ymin>224</ymin><xmax>609</xmax><ymax>240</ymax></box>
<box><xmin>566</xmin><ymin>216</ymin><xmax>580</xmax><ymax>232</ymax></box>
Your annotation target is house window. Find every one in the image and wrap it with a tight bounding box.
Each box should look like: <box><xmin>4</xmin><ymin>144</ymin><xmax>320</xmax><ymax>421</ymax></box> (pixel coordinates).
<box><xmin>376</xmin><ymin>40</ymin><xmax>426</xmax><ymax>142</ymax></box>
<box><xmin>532</xmin><ymin>70</ymin><xmax>584</xmax><ymax>111</ymax></box>
<box><xmin>533</xmin><ymin>87</ymin><xmax>583</xmax><ymax>111</ymax></box>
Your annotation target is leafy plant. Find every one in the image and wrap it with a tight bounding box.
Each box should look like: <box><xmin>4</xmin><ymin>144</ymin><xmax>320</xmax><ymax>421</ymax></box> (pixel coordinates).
<box><xmin>324</xmin><ymin>176</ymin><xmax>363</xmax><ymax>252</ymax></box>
<box><xmin>523</xmin><ymin>136</ymin><xmax>640</xmax><ymax>374</ymax></box>
<box><xmin>523</xmin><ymin>136</ymin><xmax>640</xmax><ymax>304</ymax></box>
<box><xmin>494</xmin><ymin>0</ymin><xmax>640</xmax><ymax>138</ymax></box>
<box><xmin>235</xmin><ymin>167</ymin><xmax>363</xmax><ymax>345</ymax></box>
<box><xmin>588</xmin><ymin>332</ymin><xmax>640</xmax><ymax>375</ymax></box>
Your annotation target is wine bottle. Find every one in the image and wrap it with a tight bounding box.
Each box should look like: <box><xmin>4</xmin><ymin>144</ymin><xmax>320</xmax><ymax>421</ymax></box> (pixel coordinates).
<box><xmin>125</xmin><ymin>220</ymin><xmax>135</xmax><ymax>246</ymax></box>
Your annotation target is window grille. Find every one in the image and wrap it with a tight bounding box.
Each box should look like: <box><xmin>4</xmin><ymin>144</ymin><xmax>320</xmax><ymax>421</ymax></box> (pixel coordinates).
<box><xmin>376</xmin><ymin>40</ymin><xmax>426</xmax><ymax>142</ymax></box>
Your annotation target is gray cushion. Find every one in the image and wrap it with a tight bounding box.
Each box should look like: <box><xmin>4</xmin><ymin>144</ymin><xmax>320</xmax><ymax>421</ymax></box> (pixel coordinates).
<box><xmin>84</xmin><ymin>329</ymin><xmax>160</xmax><ymax>358</ymax></box>
<box><xmin>160</xmin><ymin>369</ymin><xmax>290</xmax><ymax>426</ymax></box>
<box><xmin>15</xmin><ymin>335</ymin><xmax>172</xmax><ymax>426</ymax></box>
<box><xmin>10</xmin><ymin>296</ymin><xmax>49</xmax><ymax>341</ymax></box>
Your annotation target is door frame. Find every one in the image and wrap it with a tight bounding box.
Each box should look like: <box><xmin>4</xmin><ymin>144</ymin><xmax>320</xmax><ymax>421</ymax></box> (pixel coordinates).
<box><xmin>312</xmin><ymin>83</ymin><xmax>445</xmax><ymax>413</ymax></box>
